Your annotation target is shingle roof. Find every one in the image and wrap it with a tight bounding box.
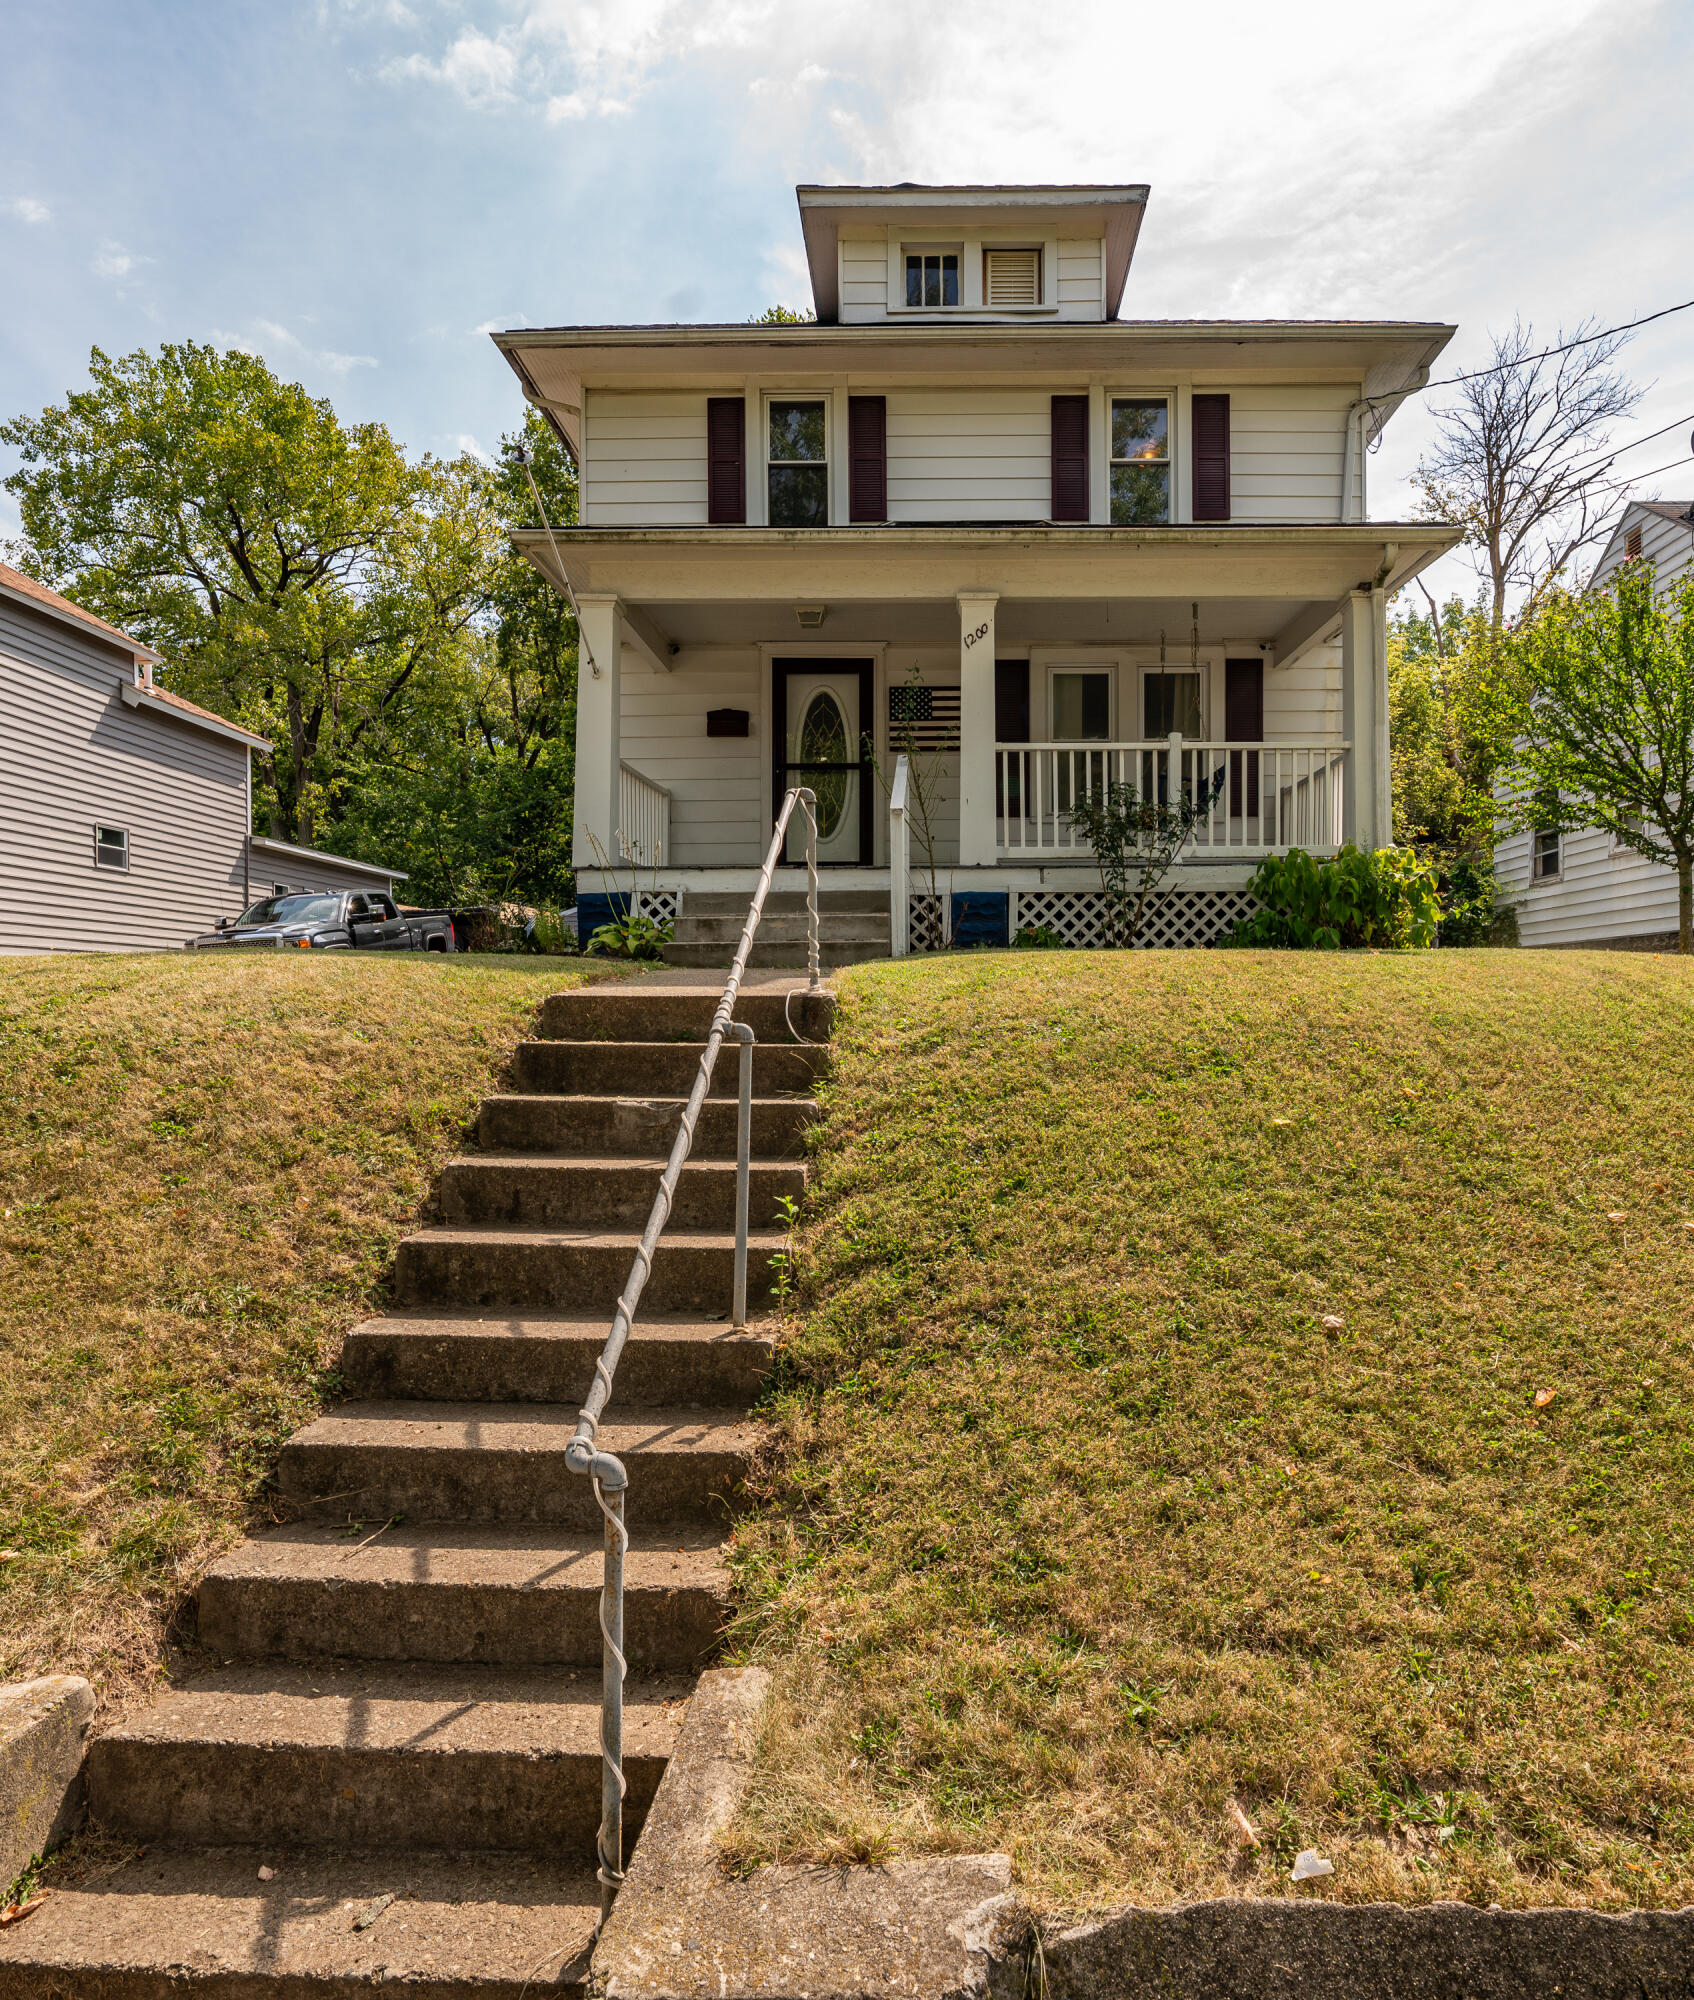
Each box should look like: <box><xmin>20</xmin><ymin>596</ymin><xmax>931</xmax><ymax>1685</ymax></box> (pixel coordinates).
<box><xmin>1630</xmin><ymin>500</ymin><xmax>1694</xmax><ymax>524</ymax></box>
<box><xmin>127</xmin><ymin>681</ymin><xmax>269</xmax><ymax>745</ymax></box>
<box><xmin>0</xmin><ymin>561</ymin><xmax>160</xmax><ymax>661</ymax></box>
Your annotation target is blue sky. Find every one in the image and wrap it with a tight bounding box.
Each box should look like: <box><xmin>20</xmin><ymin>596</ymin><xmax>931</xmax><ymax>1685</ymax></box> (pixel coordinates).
<box><xmin>4</xmin><ymin>0</ymin><xmax>1692</xmax><ymax>603</ymax></box>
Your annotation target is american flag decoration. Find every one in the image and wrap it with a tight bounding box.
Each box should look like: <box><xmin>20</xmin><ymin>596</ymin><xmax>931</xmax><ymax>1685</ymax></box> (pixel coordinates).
<box><xmin>888</xmin><ymin>682</ymin><xmax>961</xmax><ymax>753</ymax></box>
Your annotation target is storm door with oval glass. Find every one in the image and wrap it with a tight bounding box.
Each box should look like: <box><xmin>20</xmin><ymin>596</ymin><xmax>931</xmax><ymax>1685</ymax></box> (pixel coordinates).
<box><xmin>772</xmin><ymin>661</ymin><xmax>874</xmax><ymax>864</ymax></box>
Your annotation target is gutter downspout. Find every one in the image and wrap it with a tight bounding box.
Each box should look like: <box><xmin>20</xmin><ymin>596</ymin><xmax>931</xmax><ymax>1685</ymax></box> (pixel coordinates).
<box><xmin>1340</xmin><ymin>399</ymin><xmax>1371</xmax><ymax>522</ymax></box>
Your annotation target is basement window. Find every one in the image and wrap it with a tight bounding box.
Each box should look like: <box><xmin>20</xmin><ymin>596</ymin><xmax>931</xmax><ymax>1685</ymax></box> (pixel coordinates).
<box><xmin>767</xmin><ymin>399</ymin><xmax>829</xmax><ymax>528</ymax></box>
<box><xmin>93</xmin><ymin>824</ymin><xmax>129</xmax><ymax>871</ymax></box>
<box><xmin>903</xmin><ymin>247</ymin><xmax>960</xmax><ymax>308</ymax></box>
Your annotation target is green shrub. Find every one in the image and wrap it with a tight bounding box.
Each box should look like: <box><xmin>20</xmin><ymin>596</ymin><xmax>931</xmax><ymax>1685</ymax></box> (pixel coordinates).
<box><xmin>1014</xmin><ymin>924</ymin><xmax>1067</xmax><ymax>950</ymax></box>
<box><xmin>1226</xmin><ymin>845</ymin><xmax>1441</xmax><ymax>950</ymax></box>
<box><xmin>585</xmin><ymin>910</ymin><xmax>674</xmax><ymax>962</ymax></box>
<box><xmin>1435</xmin><ymin>854</ymin><xmax>1498</xmax><ymax>947</ymax></box>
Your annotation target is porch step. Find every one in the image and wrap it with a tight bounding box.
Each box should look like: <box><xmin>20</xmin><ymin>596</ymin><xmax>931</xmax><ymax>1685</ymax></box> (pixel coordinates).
<box><xmin>197</xmin><ymin>1521</ymin><xmax>729</xmax><ymax>1668</ymax></box>
<box><xmin>393</xmin><ymin>1224</ymin><xmax>785</xmax><ymax>1312</ymax></box>
<box><xmin>539</xmin><ymin>985</ymin><xmax>835</xmax><ymax>1043</ymax></box>
<box><xmin>682</xmin><ymin>889</ymin><xmax>887</xmax><ymax>915</ymax></box>
<box><xmin>275</xmin><ymin>1402</ymin><xmax>757</xmax><ymax>1525</ymax></box>
<box><xmin>0</xmin><ymin>1845</ymin><xmax>600</xmax><ymax>1997</ymax></box>
<box><xmin>341</xmin><ymin>1311</ymin><xmax>773</xmax><ymax>1406</ymax></box>
<box><xmin>438</xmin><ymin>1155</ymin><xmax>805</xmax><ymax>1229</ymax></box>
<box><xmin>476</xmin><ymin>1093</ymin><xmax>817</xmax><ymax>1160</ymax></box>
<box><xmin>512</xmin><ymin>1036</ymin><xmax>827</xmax><ymax>1096</ymax></box>
<box><xmin>84</xmin><ymin>1660</ymin><xmax>689</xmax><ymax>1853</ymax></box>
<box><xmin>671</xmin><ymin>913</ymin><xmax>889</xmax><ymax>946</ymax></box>
<box><xmin>663</xmin><ymin>939</ymin><xmax>877</xmax><ymax>969</ymax></box>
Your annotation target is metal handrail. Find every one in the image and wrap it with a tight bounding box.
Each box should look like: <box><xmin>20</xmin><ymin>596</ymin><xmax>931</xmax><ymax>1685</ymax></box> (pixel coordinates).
<box><xmin>565</xmin><ymin>785</ymin><xmax>821</xmax><ymax>1923</ymax></box>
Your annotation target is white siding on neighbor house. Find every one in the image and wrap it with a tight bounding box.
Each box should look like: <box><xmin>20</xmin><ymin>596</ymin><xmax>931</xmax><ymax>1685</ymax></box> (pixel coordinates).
<box><xmin>248</xmin><ymin>848</ymin><xmax>401</xmax><ymax>899</ymax></box>
<box><xmin>582</xmin><ymin>391</ymin><xmax>709</xmax><ymax>526</ymax></box>
<box><xmin>1497</xmin><ymin>824</ymin><xmax>1680</xmax><ymax>945</ymax></box>
<box><xmin>1055</xmin><ymin>239</ymin><xmax>1103</xmax><ymax>319</ymax></box>
<box><xmin>1229</xmin><ymin>385</ymin><xmax>1357</xmax><ymax>522</ymax></box>
<box><xmin>0</xmin><ymin>600</ymin><xmax>250</xmax><ymax>954</ymax></box>
<box><xmin>618</xmin><ymin>651</ymin><xmax>765</xmax><ymax>867</ymax></box>
<box><xmin>839</xmin><ymin>236</ymin><xmax>889</xmax><ymax>321</ymax></box>
<box><xmin>1591</xmin><ymin>505</ymin><xmax>1694</xmax><ymax>591</ymax></box>
<box><xmin>885</xmin><ymin>390</ymin><xmax>1050</xmax><ymax>523</ymax></box>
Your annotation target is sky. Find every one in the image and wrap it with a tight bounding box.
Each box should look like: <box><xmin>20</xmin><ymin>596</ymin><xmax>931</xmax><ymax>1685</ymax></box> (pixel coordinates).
<box><xmin>4</xmin><ymin>0</ymin><xmax>1693</xmax><ymax>605</ymax></box>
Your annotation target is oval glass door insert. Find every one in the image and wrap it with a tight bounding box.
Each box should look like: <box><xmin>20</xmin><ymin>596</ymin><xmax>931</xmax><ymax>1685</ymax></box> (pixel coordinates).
<box><xmin>798</xmin><ymin>690</ymin><xmax>850</xmax><ymax>838</ymax></box>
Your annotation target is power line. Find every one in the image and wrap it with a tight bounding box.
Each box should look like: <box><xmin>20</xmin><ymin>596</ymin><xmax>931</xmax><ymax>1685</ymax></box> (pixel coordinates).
<box><xmin>1366</xmin><ymin>296</ymin><xmax>1694</xmax><ymax>411</ymax></box>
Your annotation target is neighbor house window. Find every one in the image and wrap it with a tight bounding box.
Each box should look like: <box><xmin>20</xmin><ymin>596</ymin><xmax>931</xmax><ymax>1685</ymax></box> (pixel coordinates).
<box><xmin>1111</xmin><ymin>400</ymin><xmax>1171</xmax><ymax>524</ymax></box>
<box><xmin>904</xmin><ymin>247</ymin><xmax>960</xmax><ymax>307</ymax></box>
<box><xmin>767</xmin><ymin>400</ymin><xmax>828</xmax><ymax>527</ymax></box>
<box><xmin>93</xmin><ymin>824</ymin><xmax>129</xmax><ymax>871</ymax></box>
<box><xmin>1625</xmin><ymin>525</ymin><xmax>1643</xmax><ymax>560</ymax></box>
<box><xmin>1532</xmin><ymin>828</ymin><xmax>1562</xmax><ymax>880</ymax></box>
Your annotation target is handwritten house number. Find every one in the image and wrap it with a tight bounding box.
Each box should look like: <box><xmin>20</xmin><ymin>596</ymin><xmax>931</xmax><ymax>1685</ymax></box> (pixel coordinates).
<box><xmin>962</xmin><ymin>622</ymin><xmax>990</xmax><ymax>651</ymax></box>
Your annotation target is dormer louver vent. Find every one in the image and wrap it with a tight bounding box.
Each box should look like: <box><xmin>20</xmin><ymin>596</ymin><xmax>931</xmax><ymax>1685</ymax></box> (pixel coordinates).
<box><xmin>984</xmin><ymin>248</ymin><xmax>1041</xmax><ymax>308</ymax></box>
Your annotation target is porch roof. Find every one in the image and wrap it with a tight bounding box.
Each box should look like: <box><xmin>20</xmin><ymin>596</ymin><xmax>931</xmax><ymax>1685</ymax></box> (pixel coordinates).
<box><xmin>514</xmin><ymin>521</ymin><xmax>1462</xmax><ymax>666</ymax></box>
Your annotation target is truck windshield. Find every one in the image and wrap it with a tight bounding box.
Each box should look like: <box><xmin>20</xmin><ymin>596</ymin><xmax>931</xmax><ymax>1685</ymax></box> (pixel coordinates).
<box><xmin>237</xmin><ymin>895</ymin><xmax>343</xmax><ymax>926</ymax></box>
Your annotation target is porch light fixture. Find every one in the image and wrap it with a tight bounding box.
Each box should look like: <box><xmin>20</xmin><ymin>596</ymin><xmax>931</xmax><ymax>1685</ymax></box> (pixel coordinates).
<box><xmin>795</xmin><ymin>605</ymin><xmax>828</xmax><ymax>629</ymax></box>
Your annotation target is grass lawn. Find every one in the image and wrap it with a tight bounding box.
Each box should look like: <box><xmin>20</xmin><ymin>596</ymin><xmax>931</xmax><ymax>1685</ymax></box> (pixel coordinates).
<box><xmin>728</xmin><ymin>949</ymin><xmax>1694</xmax><ymax>1912</ymax></box>
<box><xmin>0</xmin><ymin>950</ymin><xmax>587</xmax><ymax>1712</ymax></box>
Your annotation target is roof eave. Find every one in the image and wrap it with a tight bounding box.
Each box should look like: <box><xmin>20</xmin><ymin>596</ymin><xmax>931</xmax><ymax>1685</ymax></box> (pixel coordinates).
<box><xmin>0</xmin><ymin>575</ymin><xmax>162</xmax><ymax>665</ymax></box>
<box><xmin>119</xmin><ymin>682</ymin><xmax>270</xmax><ymax>749</ymax></box>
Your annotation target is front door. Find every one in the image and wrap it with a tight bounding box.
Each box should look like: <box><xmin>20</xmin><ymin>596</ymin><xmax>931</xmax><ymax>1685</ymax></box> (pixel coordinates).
<box><xmin>773</xmin><ymin>660</ymin><xmax>874</xmax><ymax>864</ymax></box>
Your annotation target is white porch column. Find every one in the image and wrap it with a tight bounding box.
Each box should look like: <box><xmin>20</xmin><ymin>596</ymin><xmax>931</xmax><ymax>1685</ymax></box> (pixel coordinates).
<box><xmin>573</xmin><ymin>593</ymin><xmax>622</xmax><ymax>872</ymax></box>
<box><xmin>1340</xmin><ymin>586</ymin><xmax>1393</xmax><ymax>850</ymax></box>
<box><xmin>957</xmin><ymin>590</ymin><xmax>999</xmax><ymax>867</ymax></box>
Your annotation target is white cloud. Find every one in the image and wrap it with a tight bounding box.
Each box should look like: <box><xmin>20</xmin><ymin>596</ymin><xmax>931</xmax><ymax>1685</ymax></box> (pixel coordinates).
<box><xmin>5</xmin><ymin>195</ymin><xmax>50</xmax><ymax>225</ymax></box>
<box><xmin>446</xmin><ymin>431</ymin><xmax>494</xmax><ymax>461</ymax></box>
<box><xmin>385</xmin><ymin>26</ymin><xmax>519</xmax><ymax>106</ymax></box>
<box><xmin>473</xmin><ymin>313</ymin><xmax>531</xmax><ymax>335</ymax></box>
<box><xmin>92</xmin><ymin>240</ymin><xmax>143</xmax><ymax>279</ymax></box>
<box><xmin>216</xmin><ymin>318</ymin><xmax>379</xmax><ymax>376</ymax></box>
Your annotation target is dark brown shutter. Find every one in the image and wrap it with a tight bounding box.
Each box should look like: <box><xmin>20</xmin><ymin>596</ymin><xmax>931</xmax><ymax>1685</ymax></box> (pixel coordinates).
<box><xmin>1225</xmin><ymin>657</ymin><xmax>1263</xmax><ymax>817</ymax></box>
<box><xmin>848</xmin><ymin>396</ymin><xmax>887</xmax><ymax>523</ymax></box>
<box><xmin>1050</xmin><ymin>395</ymin><xmax>1090</xmax><ymax>522</ymax></box>
<box><xmin>706</xmin><ymin>397</ymin><xmax>746</xmax><ymax>525</ymax></box>
<box><xmin>1192</xmin><ymin>394</ymin><xmax>1230</xmax><ymax>521</ymax></box>
<box><xmin>995</xmin><ymin>659</ymin><xmax>1031</xmax><ymax>822</ymax></box>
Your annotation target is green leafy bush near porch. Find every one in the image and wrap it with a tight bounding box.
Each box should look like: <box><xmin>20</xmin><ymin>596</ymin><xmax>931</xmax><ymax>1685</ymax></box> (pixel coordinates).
<box><xmin>727</xmin><ymin>951</ymin><xmax>1694</xmax><ymax>1912</ymax></box>
<box><xmin>1226</xmin><ymin>844</ymin><xmax>1442</xmax><ymax>949</ymax></box>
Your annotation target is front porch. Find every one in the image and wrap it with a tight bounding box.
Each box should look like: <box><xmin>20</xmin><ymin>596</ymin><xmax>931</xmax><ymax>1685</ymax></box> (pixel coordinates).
<box><xmin>526</xmin><ymin>524</ymin><xmax>1455</xmax><ymax>953</ymax></box>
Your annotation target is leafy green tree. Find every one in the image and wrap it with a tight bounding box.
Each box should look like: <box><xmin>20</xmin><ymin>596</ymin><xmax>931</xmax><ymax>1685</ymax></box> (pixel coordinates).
<box><xmin>1495</xmin><ymin>562</ymin><xmax>1694</xmax><ymax>953</ymax></box>
<box><xmin>1387</xmin><ymin>593</ymin><xmax>1506</xmax><ymax>859</ymax></box>
<box><xmin>748</xmin><ymin>304</ymin><xmax>815</xmax><ymax>324</ymax></box>
<box><xmin>1</xmin><ymin>342</ymin><xmax>494</xmax><ymax>847</ymax></box>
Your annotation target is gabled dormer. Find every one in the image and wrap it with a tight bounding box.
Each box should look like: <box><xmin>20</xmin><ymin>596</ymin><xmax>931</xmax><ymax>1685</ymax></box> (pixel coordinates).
<box><xmin>797</xmin><ymin>183</ymin><xmax>1149</xmax><ymax>325</ymax></box>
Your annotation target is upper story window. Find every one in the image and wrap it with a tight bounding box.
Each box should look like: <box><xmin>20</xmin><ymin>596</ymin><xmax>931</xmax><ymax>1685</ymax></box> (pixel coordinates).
<box><xmin>904</xmin><ymin>247</ymin><xmax>959</xmax><ymax>308</ymax></box>
<box><xmin>1111</xmin><ymin>399</ymin><xmax>1170</xmax><ymax>524</ymax></box>
<box><xmin>768</xmin><ymin>399</ymin><xmax>828</xmax><ymax>527</ymax></box>
<box><xmin>984</xmin><ymin>247</ymin><xmax>1042</xmax><ymax>307</ymax></box>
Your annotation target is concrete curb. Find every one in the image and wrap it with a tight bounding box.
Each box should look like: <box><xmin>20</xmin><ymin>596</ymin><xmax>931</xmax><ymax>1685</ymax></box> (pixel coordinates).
<box><xmin>997</xmin><ymin>1894</ymin><xmax>1694</xmax><ymax>2000</ymax></box>
<box><xmin>596</xmin><ymin>1667</ymin><xmax>1016</xmax><ymax>2000</ymax></box>
<box><xmin>0</xmin><ymin>1676</ymin><xmax>93</xmax><ymax>1894</ymax></box>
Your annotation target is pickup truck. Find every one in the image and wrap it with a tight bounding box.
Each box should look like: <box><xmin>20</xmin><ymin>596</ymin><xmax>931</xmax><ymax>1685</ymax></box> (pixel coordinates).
<box><xmin>187</xmin><ymin>891</ymin><xmax>459</xmax><ymax>953</ymax></box>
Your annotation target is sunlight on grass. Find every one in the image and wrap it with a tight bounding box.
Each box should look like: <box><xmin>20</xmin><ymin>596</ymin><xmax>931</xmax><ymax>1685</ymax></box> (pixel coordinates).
<box><xmin>727</xmin><ymin>950</ymin><xmax>1694</xmax><ymax>1912</ymax></box>
<box><xmin>0</xmin><ymin>950</ymin><xmax>587</xmax><ymax>1713</ymax></box>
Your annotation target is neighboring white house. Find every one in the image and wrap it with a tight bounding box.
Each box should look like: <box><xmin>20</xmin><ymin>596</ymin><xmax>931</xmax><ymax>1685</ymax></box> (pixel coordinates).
<box><xmin>1493</xmin><ymin>498</ymin><xmax>1694</xmax><ymax>949</ymax></box>
<box><xmin>0</xmin><ymin>563</ymin><xmax>405</xmax><ymax>954</ymax></box>
<box><xmin>493</xmin><ymin>180</ymin><xmax>1463</xmax><ymax>949</ymax></box>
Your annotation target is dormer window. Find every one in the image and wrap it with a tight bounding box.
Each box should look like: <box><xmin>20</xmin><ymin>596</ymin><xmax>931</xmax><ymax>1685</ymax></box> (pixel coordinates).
<box><xmin>984</xmin><ymin>247</ymin><xmax>1042</xmax><ymax>308</ymax></box>
<box><xmin>904</xmin><ymin>248</ymin><xmax>960</xmax><ymax>308</ymax></box>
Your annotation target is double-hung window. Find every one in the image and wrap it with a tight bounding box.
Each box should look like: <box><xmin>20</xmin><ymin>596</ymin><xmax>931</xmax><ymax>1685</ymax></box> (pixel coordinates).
<box><xmin>1532</xmin><ymin>827</ymin><xmax>1562</xmax><ymax>880</ymax></box>
<box><xmin>94</xmin><ymin>824</ymin><xmax>129</xmax><ymax>871</ymax></box>
<box><xmin>904</xmin><ymin>247</ymin><xmax>959</xmax><ymax>308</ymax></box>
<box><xmin>1111</xmin><ymin>399</ymin><xmax>1171</xmax><ymax>524</ymax></box>
<box><xmin>767</xmin><ymin>399</ymin><xmax>828</xmax><ymax>528</ymax></box>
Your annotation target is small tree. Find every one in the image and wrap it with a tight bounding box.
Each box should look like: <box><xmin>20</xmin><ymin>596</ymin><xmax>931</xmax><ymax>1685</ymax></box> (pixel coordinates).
<box><xmin>1065</xmin><ymin>770</ymin><xmax>1223</xmax><ymax>946</ymax></box>
<box><xmin>1496</xmin><ymin>562</ymin><xmax>1694</xmax><ymax>953</ymax></box>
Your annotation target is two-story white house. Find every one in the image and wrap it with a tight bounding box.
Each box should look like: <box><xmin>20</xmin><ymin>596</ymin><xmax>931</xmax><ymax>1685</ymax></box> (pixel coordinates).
<box><xmin>494</xmin><ymin>182</ymin><xmax>1462</xmax><ymax>953</ymax></box>
<box><xmin>1494</xmin><ymin>496</ymin><xmax>1694</xmax><ymax>950</ymax></box>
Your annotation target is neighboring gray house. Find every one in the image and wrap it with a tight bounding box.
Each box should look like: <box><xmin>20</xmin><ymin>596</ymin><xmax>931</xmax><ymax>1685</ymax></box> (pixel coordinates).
<box><xmin>1494</xmin><ymin>499</ymin><xmax>1694</xmax><ymax>948</ymax></box>
<box><xmin>0</xmin><ymin>563</ymin><xmax>404</xmax><ymax>954</ymax></box>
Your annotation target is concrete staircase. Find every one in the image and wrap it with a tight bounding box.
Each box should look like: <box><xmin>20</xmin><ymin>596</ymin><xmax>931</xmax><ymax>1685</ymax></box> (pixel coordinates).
<box><xmin>665</xmin><ymin>890</ymin><xmax>889</xmax><ymax>969</ymax></box>
<box><xmin>0</xmin><ymin>974</ymin><xmax>832</xmax><ymax>1998</ymax></box>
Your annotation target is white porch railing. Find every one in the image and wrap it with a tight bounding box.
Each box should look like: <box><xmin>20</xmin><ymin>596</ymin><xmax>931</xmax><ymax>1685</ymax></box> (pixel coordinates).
<box><xmin>888</xmin><ymin>753</ymin><xmax>910</xmax><ymax>958</ymax></box>
<box><xmin>996</xmin><ymin>739</ymin><xmax>1348</xmax><ymax>857</ymax></box>
<box><xmin>618</xmin><ymin>760</ymin><xmax>671</xmax><ymax>868</ymax></box>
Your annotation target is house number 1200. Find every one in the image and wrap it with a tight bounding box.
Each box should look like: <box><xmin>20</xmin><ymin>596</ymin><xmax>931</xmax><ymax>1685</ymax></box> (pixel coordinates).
<box><xmin>962</xmin><ymin>622</ymin><xmax>990</xmax><ymax>650</ymax></box>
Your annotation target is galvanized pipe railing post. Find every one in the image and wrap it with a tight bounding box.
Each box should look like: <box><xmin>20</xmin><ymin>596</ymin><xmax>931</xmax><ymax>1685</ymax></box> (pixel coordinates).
<box><xmin>595</xmin><ymin>1464</ymin><xmax>628</xmax><ymax>1920</ymax></box>
<box><xmin>730</xmin><ymin>1021</ymin><xmax>754</xmax><ymax>1329</ymax></box>
<box><xmin>799</xmin><ymin>784</ymin><xmax>821</xmax><ymax>990</ymax></box>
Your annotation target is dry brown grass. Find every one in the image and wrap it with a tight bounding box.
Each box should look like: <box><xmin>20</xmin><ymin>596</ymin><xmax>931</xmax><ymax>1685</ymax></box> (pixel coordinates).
<box><xmin>0</xmin><ymin>950</ymin><xmax>590</xmax><ymax>1715</ymax></box>
<box><xmin>726</xmin><ymin>949</ymin><xmax>1694</xmax><ymax>1913</ymax></box>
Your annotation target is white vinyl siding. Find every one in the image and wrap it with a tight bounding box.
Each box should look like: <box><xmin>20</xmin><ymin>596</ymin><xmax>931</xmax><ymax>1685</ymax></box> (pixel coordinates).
<box><xmin>839</xmin><ymin>236</ymin><xmax>890</xmax><ymax>322</ymax></box>
<box><xmin>1056</xmin><ymin>238</ymin><xmax>1104</xmax><ymax>319</ymax></box>
<box><xmin>885</xmin><ymin>390</ymin><xmax>1051</xmax><ymax>523</ymax></box>
<box><xmin>619</xmin><ymin>651</ymin><xmax>765</xmax><ymax>867</ymax></box>
<box><xmin>1496</xmin><ymin>823</ymin><xmax>1681</xmax><ymax>945</ymax></box>
<box><xmin>581</xmin><ymin>391</ymin><xmax>709</xmax><ymax>526</ymax></box>
<box><xmin>1266</xmin><ymin>637</ymin><xmax>1343</xmax><ymax>736</ymax></box>
<box><xmin>1591</xmin><ymin>505</ymin><xmax>1694</xmax><ymax>591</ymax></box>
<box><xmin>0</xmin><ymin>601</ymin><xmax>251</xmax><ymax>954</ymax></box>
<box><xmin>1228</xmin><ymin>385</ymin><xmax>1356</xmax><ymax>522</ymax></box>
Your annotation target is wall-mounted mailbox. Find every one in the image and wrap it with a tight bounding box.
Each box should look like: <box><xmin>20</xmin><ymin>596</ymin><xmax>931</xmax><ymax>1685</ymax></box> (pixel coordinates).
<box><xmin>706</xmin><ymin>708</ymin><xmax>751</xmax><ymax>738</ymax></box>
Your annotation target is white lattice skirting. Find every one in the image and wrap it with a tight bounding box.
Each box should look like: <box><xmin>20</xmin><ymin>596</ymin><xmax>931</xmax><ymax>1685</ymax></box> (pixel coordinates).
<box><xmin>631</xmin><ymin>889</ymin><xmax>680</xmax><ymax>928</ymax></box>
<box><xmin>905</xmin><ymin>888</ymin><xmax>1257</xmax><ymax>951</ymax></box>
